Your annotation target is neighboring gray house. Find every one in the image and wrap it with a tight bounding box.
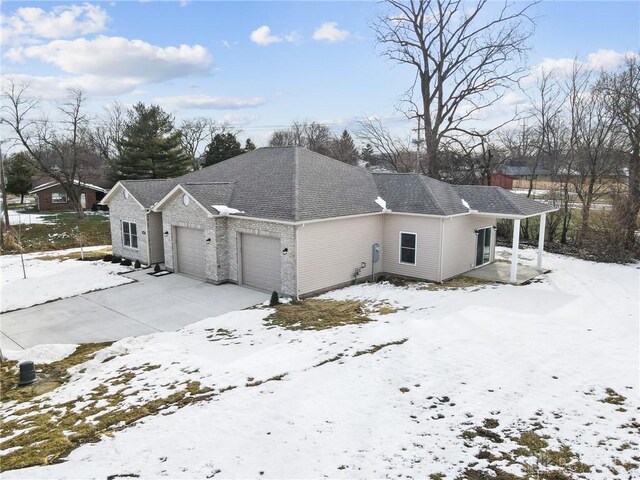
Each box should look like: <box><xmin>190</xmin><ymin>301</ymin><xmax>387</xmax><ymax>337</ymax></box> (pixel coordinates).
<box><xmin>101</xmin><ymin>147</ymin><xmax>554</xmax><ymax>298</ymax></box>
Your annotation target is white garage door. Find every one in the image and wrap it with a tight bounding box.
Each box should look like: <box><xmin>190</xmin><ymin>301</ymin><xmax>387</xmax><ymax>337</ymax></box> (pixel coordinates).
<box><xmin>175</xmin><ymin>227</ymin><xmax>206</xmax><ymax>280</ymax></box>
<box><xmin>241</xmin><ymin>234</ymin><xmax>282</xmax><ymax>292</ymax></box>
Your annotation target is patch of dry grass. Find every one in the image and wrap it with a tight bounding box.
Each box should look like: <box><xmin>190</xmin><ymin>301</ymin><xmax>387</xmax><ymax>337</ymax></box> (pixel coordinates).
<box><xmin>34</xmin><ymin>247</ymin><xmax>112</xmax><ymax>262</ymax></box>
<box><xmin>266</xmin><ymin>299</ymin><xmax>372</xmax><ymax>331</ymax></box>
<box><xmin>353</xmin><ymin>338</ymin><xmax>408</xmax><ymax>357</ymax></box>
<box><xmin>419</xmin><ymin>276</ymin><xmax>496</xmax><ymax>291</ymax></box>
<box><xmin>1</xmin><ymin>342</ymin><xmax>112</xmax><ymax>404</ymax></box>
<box><xmin>1</xmin><ymin>368</ymin><xmax>214</xmax><ymax>472</ymax></box>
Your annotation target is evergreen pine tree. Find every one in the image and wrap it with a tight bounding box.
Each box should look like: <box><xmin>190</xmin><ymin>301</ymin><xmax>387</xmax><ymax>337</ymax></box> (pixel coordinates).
<box><xmin>5</xmin><ymin>152</ymin><xmax>37</xmax><ymax>203</ymax></box>
<box><xmin>244</xmin><ymin>138</ymin><xmax>257</xmax><ymax>151</ymax></box>
<box><xmin>329</xmin><ymin>130</ymin><xmax>359</xmax><ymax>165</ymax></box>
<box><xmin>203</xmin><ymin>132</ymin><xmax>244</xmax><ymax>166</ymax></box>
<box><xmin>360</xmin><ymin>143</ymin><xmax>375</xmax><ymax>164</ymax></box>
<box><xmin>112</xmin><ymin>103</ymin><xmax>191</xmax><ymax>180</ymax></box>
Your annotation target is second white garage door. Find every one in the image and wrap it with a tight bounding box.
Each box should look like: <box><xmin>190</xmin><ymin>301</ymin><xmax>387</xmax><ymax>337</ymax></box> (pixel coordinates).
<box><xmin>241</xmin><ymin>234</ymin><xmax>282</xmax><ymax>292</ymax></box>
<box><xmin>175</xmin><ymin>227</ymin><xmax>206</xmax><ymax>280</ymax></box>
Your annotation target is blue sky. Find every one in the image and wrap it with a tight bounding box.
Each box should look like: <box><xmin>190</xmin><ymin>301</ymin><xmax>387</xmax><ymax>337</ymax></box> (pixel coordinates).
<box><xmin>1</xmin><ymin>1</ymin><xmax>638</xmax><ymax>146</ymax></box>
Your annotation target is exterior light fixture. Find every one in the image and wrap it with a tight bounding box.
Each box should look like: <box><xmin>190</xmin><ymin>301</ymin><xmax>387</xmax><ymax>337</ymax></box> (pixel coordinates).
<box><xmin>282</xmin><ymin>248</ymin><xmax>288</xmax><ymax>255</ymax></box>
<box><xmin>206</xmin><ymin>238</ymin><xmax>212</xmax><ymax>245</ymax></box>
<box><xmin>164</xmin><ymin>231</ymin><xmax>169</xmax><ymax>237</ymax></box>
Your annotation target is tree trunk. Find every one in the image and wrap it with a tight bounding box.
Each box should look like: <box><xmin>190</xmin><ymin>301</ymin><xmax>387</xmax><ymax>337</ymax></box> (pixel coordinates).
<box><xmin>626</xmin><ymin>143</ymin><xmax>640</xmax><ymax>244</ymax></box>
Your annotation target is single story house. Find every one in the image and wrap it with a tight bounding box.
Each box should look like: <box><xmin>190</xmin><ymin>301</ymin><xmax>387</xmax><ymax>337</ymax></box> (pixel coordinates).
<box><xmin>29</xmin><ymin>179</ymin><xmax>111</xmax><ymax>212</ymax></box>
<box><xmin>102</xmin><ymin>147</ymin><xmax>555</xmax><ymax>298</ymax></box>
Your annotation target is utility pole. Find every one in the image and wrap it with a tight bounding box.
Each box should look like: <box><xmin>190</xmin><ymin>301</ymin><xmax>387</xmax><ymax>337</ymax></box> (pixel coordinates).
<box><xmin>412</xmin><ymin>116</ymin><xmax>422</xmax><ymax>174</ymax></box>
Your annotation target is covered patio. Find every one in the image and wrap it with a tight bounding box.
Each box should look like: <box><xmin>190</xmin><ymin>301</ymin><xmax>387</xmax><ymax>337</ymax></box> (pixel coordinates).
<box><xmin>471</xmin><ymin>210</ymin><xmax>556</xmax><ymax>284</ymax></box>
<box><xmin>455</xmin><ymin>185</ymin><xmax>558</xmax><ymax>286</ymax></box>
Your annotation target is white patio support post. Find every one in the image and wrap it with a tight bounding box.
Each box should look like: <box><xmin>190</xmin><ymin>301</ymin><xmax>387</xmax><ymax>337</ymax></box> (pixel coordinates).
<box><xmin>537</xmin><ymin>213</ymin><xmax>547</xmax><ymax>271</ymax></box>
<box><xmin>510</xmin><ymin>218</ymin><xmax>521</xmax><ymax>283</ymax></box>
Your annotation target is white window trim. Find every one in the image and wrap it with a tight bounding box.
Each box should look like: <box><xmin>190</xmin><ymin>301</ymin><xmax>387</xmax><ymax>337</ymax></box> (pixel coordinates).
<box><xmin>122</xmin><ymin>220</ymin><xmax>139</xmax><ymax>250</ymax></box>
<box><xmin>52</xmin><ymin>192</ymin><xmax>68</xmax><ymax>204</ymax></box>
<box><xmin>398</xmin><ymin>231</ymin><xmax>417</xmax><ymax>266</ymax></box>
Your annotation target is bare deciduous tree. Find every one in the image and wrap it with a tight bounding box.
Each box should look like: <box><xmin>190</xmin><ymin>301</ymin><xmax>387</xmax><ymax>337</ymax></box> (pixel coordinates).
<box><xmin>2</xmin><ymin>80</ymin><xmax>94</xmax><ymax>218</ymax></box>
<box><xmin>268</xmin><ymin>121</ymin><xmax>333</xmax><ymax>156</ymax></box>
<box><xmin>598</xmin><ymin>55</ymin><xmax>640</xmax><ymax>243</ymax></box>
<box><xmin>375</xmin><ymin>0</ymin><xmax>537</xmax><ymax>177</ymax></box>
<box><xmin>356</xmin><ymin>117</ymin><xmax>415</xmax><ymax>172</ymax></box>
<box><xmin>179</xmin><ymin>118</ymin><xmax>229</xmax><ymax>170</ymax></box>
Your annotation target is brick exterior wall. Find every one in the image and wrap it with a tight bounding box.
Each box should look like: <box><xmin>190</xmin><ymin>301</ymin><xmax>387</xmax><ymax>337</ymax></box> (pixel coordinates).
<box><xmin>160</xmin><ymin>193</ymin><xmax>220</xmax><ymax>281</ymax></box>
<box><xmin>108</xmin><ymin>188</ymin><xmax>151</xmax><ymax>264</ymax></box>
<box><xmin>159</xmin><ymin>190</ymin><xmax>297</xmax><ymax>296</ymax></box>
<box><xmin>36</xmin><ymin>186</ymin><xmax>98</xmax><ymax>212</ymax></box>
<box><xmin>226</xmin><ymin>217</ymin><xmax>296</xmax><ymax>296</ymax></box>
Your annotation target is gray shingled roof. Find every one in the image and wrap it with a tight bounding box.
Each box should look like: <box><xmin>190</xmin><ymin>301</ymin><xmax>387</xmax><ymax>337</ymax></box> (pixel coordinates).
<box><xmin>454</xmin><ymin>185</ymin><xmax>554</xmax><ymax>217</ymax></box>
<box><xmin>180</xmin><ymin>182</ymin><xmax>235</xmax><ymax>215</ymax></box>
<box><xmin>373</xmin><ymin>173</ymin><xmax>469</xmax><ymax>216</ymax></box>
<box><xmin>113</xmin><ymin>147</ymin><xmax>552</xmax><ymax>220</ymax></box>
<box><xmin>178</xmin><ymin>147</ymin><xmax>380</xmax><ymax>221</ymax></box>
<box><xmin>120</xmin><ymin>179</ymin><xmax>178</xmax><ymax>208</ymax></box>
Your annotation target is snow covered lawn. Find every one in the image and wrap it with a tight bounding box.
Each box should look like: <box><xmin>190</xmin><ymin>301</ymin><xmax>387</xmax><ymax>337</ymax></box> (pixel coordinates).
<box><xmin>1</xmin><ymin>249</ymin><xmax>638</xmax><ymax>479</ymax></box>
<box><xmin>1</xmin><ymin>246</ymin><xmax>134</xmax><ymax>312</ymax></box>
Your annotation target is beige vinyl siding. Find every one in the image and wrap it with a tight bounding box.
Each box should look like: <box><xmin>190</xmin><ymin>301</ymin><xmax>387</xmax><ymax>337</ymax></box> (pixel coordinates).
<box><xmin>147</xmin><ymin>212</ymin><xmax>165</xmax><ymax>264</ymax></box>
<box><xmin>297</xmin><ymin>215</ymin><xmax>383</xmax><ymax>296</ymax></box>
<box><xmin>382</xmin><ymin>214</ymin><xmax>442</xmax><ymax>281</ymax></box>
<box><xmin>441</xmin><ymin>215</ymin><xmax>497</xmax><ymax>280</ymax></box>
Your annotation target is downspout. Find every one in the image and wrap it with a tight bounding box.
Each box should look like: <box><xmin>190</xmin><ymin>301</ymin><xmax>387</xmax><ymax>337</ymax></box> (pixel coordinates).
<box><xmin>437</xmin><ymin>218</ymin><xmax>445</xmax><ymax>282</ymax></box>
<box><xmin>295</xmin><ymin>223</ymin><xmax>304</xmax><ymax>300</ymax></box>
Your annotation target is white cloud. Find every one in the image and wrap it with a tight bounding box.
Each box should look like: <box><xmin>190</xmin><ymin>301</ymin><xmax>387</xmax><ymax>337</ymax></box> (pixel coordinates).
<box><xmin>155</xmin><ymin>94</ymin><xmax>266</xmax><ymax>111</ymax></box>
<box><xmin>313</xmin><ymin>22</ymin><xmax>349</xmax><ymax>43</ymax></box>
<box><xmin>0</xmin><ymin>73</ymin><xmax>140</xmax><ymax>100</ymax></box>
<box><xmin>249</xmin><ymin>26</ymin><xmax>297</xmax><ymax>46</ymax></box>
<box><xmin>586</xmin><ymin>49</ymin><xmax>628</xmax><ymax>70</ymax></box>
<box><xmin>250</xmin><ymin>26</ymin><xmax>282</xmax><ymax>46</ymax></box>
<box><xmin>5</xmin><ymin>36</ymin><xmax>212</xmax><ymax>83</ymax></box>
<box><xmin>1</xmin><ymin>4</ymin><xmax>109</xmax><ymax>44</ymax></box>
<box><xmin>523</xmin><ymin>49</ymin><xmax>637</xmax><ymax>86</ymax></box>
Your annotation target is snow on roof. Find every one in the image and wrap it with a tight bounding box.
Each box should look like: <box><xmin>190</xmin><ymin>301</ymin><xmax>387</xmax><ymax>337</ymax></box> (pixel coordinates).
<box><xmin>29</xmin><ymin>179</ymin><xmax>109</xmax><ymax>194</ymax></box>
<box><xmin>212</xmin><ymin>205</ymin><xmax>245</xmax><ymax>216</ymax></box>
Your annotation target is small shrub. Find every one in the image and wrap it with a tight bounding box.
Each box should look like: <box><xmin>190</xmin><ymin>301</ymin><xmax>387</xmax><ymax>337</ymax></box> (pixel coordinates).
<box><xmin>103</xmin><ymin>254</ymin><xmax>113</xmax><ymax>262</ymax></box>
<box><xmin>121</xmin><ymin>259</ymin><xmax>132</xmax><ymax>266</ymax></box>
<box><xmin>111</xmin><ymin>256</ymin><xmax>121</xmax><ymax>264</ymax></box>
<box><xmin>154</xmin><ymin>263</ymin><xmax>161</xmax><ymax>273</ymax></box>
<box><xmin>269</xmin><ymin>291</ymin><xmax>280</xmax><ymax>307</ymax></box>
<box><xmin>134</xmin><ymin>260</ymin><xmax>141</xmax><ymax>269</ymax></box>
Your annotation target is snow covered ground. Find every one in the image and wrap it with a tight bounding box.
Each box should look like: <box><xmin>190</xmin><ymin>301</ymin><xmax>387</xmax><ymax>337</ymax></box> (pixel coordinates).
<box><xmin>1</xmin><ymin>247</ymin><xmax>133</xmax><ymax>312</ymax></box>
<box><xmin>1</xmin><ymin>248</ymin><xmax>638</xmax><ymax>479</ymax></box>
<box><xmin>5</xmin><ymin>210</ymin><xmax>54</xmax><ymax>225</ymax></box>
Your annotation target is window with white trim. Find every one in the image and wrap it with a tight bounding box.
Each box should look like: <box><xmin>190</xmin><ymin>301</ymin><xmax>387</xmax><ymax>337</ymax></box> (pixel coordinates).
<box><xmin>399</xmin><ymin>232</ymin><xmax>417</xmax><ymax>265</ymax></box>
<box><xmin>52</xmin><ymin>192</ymin><xmax>68</xmax><ymax>203</ymax></box>
<box><xmin>122</xmin><ymin>221</ymin><xmax>138</xmax><ymax>248</ymax></box>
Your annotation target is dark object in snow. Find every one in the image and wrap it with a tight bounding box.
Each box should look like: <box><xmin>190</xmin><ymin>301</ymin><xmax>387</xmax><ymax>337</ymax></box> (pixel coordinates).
<box><xmin>269</xmin><ymin>291</ymin><xmax>280</xmax><ymax>307</ymax></box>
<box><xmin>18</xmin><ymin>361</ymin><xmax>36</xmax><ymax>386</ymax></box>
<box><xmin>134</xmin><ymin>260</ymin><xmax>141</xmax><ymax>269</ymax></box>
<box><xmin>121</xmin><ymin>259</ymin><xmax>132</xmax><ymax>266</ymax></box>
<box><xmin>111</xmin><ymin>256</ymin><xmax>122</xmax><ymax>264</ymax></box>
<box><xmin>103</xmin><ymin>254</ymin><xmax>113</xmax><ymax>262</ymax></box>
<box><xmin>154</xmin><ymin>263</ymin><xmax>161</xmax><ymax>273</ymax></box>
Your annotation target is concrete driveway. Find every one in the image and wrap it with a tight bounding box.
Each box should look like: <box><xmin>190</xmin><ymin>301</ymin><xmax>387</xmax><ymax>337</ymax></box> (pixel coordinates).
<box><xmin>1</xmin><ymin>270</ymin><xmax>269</xmax><ymax>350</ymax></box>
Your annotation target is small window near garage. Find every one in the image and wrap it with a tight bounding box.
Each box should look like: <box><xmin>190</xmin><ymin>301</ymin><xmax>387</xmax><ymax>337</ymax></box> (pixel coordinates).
<box><xmin>399</xmin><ymin>232</ymin><xmax>417</xmax><ymax>265</ymax></box>
<box><xmin>122</xmin><ymin>221</ymin><xmax>138</xmax><ymax>248</ymax></box>
<box><xmin>52</xmin><ymin>192</ymin><xmax>68</xmax><ymax>203</ymax></box>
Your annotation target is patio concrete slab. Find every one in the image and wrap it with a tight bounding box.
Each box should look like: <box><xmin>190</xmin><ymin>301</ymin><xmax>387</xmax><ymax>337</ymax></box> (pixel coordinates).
<box><xmin>0</xmin><ymin>271</ymin><xmax>269</xmax><ymax>350</ymax></box>
<box><xmin>464</xmin><ymin>260</ymin><xmax>547</xmax><ymax>284</ymax></box>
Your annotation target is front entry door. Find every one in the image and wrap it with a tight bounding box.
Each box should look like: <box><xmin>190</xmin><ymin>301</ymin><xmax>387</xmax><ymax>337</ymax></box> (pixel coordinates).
<box><xmin>476</xmin><ymin>227</ymin><xmax>492</xmax><ymax>267</ymax></box>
